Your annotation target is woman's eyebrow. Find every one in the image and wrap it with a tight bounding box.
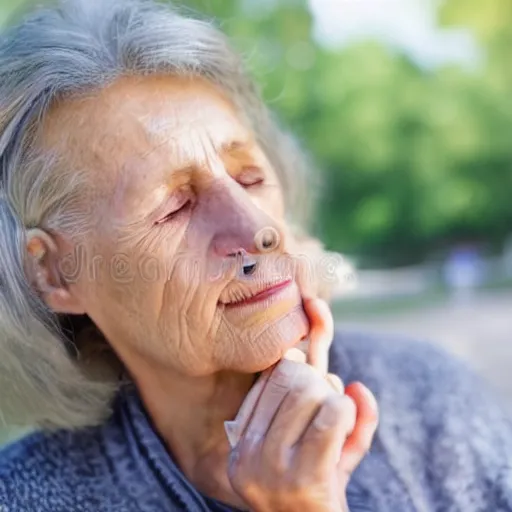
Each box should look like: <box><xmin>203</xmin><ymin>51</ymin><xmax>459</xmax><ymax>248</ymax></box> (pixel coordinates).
<box><xmin>130</xmin><ymin>139</ymin><xmax>253</xmax><ymax>208</ymax></box>
<box><xmin>220</xmin><ymin>139</ymin><xmax>253</xmax><ymax>155</ymax></box>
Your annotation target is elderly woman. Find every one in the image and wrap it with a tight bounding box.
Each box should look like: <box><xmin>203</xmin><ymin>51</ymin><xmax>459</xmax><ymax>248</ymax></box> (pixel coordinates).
<box><xmin>0</xmin><ymin>1</ymin><xmax>511</xmax><ymax>511</ymax></box>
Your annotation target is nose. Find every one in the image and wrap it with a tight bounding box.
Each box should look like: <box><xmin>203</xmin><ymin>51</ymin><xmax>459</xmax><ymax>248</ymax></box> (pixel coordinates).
<box><xmin>214</xmin><ymin>225</ymin><xmax>281</xmax><ymax>258</ymax></box>
<box><xmin>202</xmin><ymin>181</ymin><xmax>284</xmax><ymax>257</ymax></box>
<box><xmin>253</xmin><ymin>226</ymin><xmax>281</xmax><ymax>253</ymax></box>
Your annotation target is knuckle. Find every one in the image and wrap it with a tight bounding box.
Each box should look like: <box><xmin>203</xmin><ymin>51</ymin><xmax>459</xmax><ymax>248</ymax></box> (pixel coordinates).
<box><xmin>312</xmin><ymin>394</ymin><xmax>345</xmax><ymax>431</ymax></box>
<box><xmin>228</xmin><ymin>457</ymin><xmax>264</xmax><ymax>499</ymax></box>
<box><xmin>273</xmin><ymin>358</ymin><xmax>316</xmax><ymax>384</ymax></box>
<box><xmin>270</xmin><ymin>447</ymin><xmax>292</xmax><ymax>482</ymax></box>
<box><xmin>272</xmin><ymin>359</ymin><xmax>301</xmax><ymax>382</ymax></box>
<box><xmin>261</xmin><ymin>436</ymin><xmax>294</xmax><ymax>478</ymax></box>
<box><xmin>268</xmin><ymin>365</ymin><xmax>329</xmax><ymax>403</ymax></box>
<box><xmin>238</xmin><ymin>481</ymin><xmax>263</xmax><ymax>506</ymax></box>
<box><xmin>287</xmin><ymin>382</ymin><xmax>326</xmax><ymax>409</ymax></box>
<box><xmin>266</xmin><ymin>378</ymin><xmax>292</xmax><ymax>398</ymax></box>
<box><xmin>286</xmin><ymin>479</ymin><xmax>322</xmax><ymax>504</ymax></box>
<box><xmin>265</xmin><ymin>449</ymin><xmax>290</xmax><ymax>479</ymax></box>
<box><xmin>327</xmin><ymin>394</ymin><xmax>349</xmax><ymax>420</ymax></box>
<box><xmin>283</xmin><ymin>391</ymin><xmax>330</xmax><ymax>428</ymax></box>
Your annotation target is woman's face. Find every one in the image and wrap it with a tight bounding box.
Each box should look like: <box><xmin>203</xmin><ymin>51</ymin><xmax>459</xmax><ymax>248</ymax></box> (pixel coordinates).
<box><xmin>44</xmin><ymin>75</ymin><xmax>310</xmax><ymax>376</ymax></box>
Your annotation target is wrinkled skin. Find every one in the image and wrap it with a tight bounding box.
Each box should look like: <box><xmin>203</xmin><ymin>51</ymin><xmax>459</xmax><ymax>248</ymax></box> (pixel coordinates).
<box><xmin>37</xmin><ymin>75</ymin><xmax>309</xmax><ymax>375</ymax></box>
<box><xmin>27</xmin><ymin>75</ymin><xmax>378</xmax><ymax>510</ymax></box>
<box><xmin>226</xmin><ymin>299</ymin><xmax>378</xmax><ymax>512</ymax></box>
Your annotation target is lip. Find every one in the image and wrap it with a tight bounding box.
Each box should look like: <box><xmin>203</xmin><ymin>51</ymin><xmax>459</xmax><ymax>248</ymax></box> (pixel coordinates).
<box><xmin>225</xmin><ymin>279</ymin><xmax>293</xmax><ymax>308</ymax></box>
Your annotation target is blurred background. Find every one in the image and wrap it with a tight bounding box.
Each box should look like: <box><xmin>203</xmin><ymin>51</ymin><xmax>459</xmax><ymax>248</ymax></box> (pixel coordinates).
<box><xmin>0</xmin><ymin>0</ymin><xmax>511</xmax><ymax>445</ymax></box>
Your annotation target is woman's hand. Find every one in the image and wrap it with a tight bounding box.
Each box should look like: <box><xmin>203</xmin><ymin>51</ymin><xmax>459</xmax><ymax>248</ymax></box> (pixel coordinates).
<box><xmin>225</xmin><ymin>298</ymin><xmax>379</xmax><ymax>511</ymax></box>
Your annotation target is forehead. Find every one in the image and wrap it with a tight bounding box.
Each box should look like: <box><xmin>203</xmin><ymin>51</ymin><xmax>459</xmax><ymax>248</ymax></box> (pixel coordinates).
<box><xmin>40</xmin><ymin>74</ymin><xmax>251</xmax><ymax>190</ymax></box>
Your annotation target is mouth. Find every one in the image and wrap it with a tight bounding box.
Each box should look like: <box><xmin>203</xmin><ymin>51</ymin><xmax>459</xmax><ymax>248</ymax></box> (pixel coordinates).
<box><xmin>221</xmin><ymin>279</ymin><xmax>293</xmax><ymax>308</ymax></box>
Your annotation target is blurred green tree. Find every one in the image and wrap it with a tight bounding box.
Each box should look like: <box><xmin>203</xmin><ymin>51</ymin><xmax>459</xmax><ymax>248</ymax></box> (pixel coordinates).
<box><xmin>184</xmin><ymin>0</ymin><xmax>512</xmax><ymax>266</ymax></box>
<box><xmin>0</xmin><ymin>0</ymin><xmax>510</xmax><ymax>267</ymax></box>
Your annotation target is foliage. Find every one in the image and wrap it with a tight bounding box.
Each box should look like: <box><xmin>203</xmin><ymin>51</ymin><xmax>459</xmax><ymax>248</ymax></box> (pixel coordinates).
<box><xmin>185</xmin><ymin>0</ymin><xmax>512</xmax><ymax>267</ymax></box>
<box><xmin>0</xmin><ymin>0</ymin><xmax>510</xmax><ymax>267</ymax></box>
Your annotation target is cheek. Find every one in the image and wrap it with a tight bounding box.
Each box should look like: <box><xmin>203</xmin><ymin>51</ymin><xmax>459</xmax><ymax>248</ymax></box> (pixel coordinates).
<box><xmin>252</xmin><ymin>187</ymin><xmax>285</xmax><ymax>220</ymax></box>
<box><xmin>69</xmin><ymin>235</ymin><xmax>163</xmax><ymax>314</ymax></box>
<box><xmin>270</xmin><ymin>183</ymin><xmax>286</xmax><ymax>218</ymax></box>
<box><xmin>58</xmin><ymin>239</ymin><xmax>103</xmax><ymax>304</ymax></box>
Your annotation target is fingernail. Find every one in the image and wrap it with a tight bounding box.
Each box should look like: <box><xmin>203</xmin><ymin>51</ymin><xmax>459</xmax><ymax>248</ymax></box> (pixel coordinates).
<box><xmin>283</xmin><ymin>348</ymin><xmax>306</xmax><ymax>363</ymax></box>
<box><xmin>327</xmin><ymin>374</ymin><xmax>344</xmax><ymax>394</ymax></box>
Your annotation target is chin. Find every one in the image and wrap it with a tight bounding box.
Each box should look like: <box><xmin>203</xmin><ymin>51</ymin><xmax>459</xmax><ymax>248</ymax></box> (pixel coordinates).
<box><xmin>223</xmin><ymin>304</ymin><xmax>310</xmax><ymax>373</ymax></box>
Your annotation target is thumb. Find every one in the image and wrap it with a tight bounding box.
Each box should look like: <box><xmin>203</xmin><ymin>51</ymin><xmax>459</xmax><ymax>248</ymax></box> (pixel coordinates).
<box><xmin>303</xmin><ymin>297</ymin><xmax>334</xmax><ymax>376</ymax></box>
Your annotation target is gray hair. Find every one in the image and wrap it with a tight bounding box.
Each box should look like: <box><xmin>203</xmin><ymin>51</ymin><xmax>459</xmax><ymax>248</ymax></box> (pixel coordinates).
<box><xmin>0</xmin><ymin>0</ymin><xmax>316</xmax><ymax>429</ymax></box>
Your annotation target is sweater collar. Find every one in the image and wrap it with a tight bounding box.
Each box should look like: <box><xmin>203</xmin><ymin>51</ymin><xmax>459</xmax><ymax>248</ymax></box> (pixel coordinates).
<box><xmin>118</xmin><ymin>384</ymin><xmax>213</xmax><ymax>511</ymax></box>
<box><xmin>117</xmin><ymin>384</ymin><xmax>239</xmax><ymax>511</ymax></box>
<box><xmin>116</xmin><ymin>383</ymin><xmax>371</xmax><ymax>512</ymax></box>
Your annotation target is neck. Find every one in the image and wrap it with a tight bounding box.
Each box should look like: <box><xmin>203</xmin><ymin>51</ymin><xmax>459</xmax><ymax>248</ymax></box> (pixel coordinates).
<box><xmin>128</xmin><ymin>358</ymin><xmax>256</xmax><ymax>503</ymax></box>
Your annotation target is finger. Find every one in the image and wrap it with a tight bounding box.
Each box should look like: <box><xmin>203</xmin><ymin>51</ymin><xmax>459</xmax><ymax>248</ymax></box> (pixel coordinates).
<box><xmin>263</xmin><ymin>366</ymin><xmax>334</xmax><ymax>454</ymax></box>
<box><xmin>339</xmin><ymin>382</ymin><xmax>379</xmax><ymax>476</ymax></box>
<box><xmin>225</xmin><ymin>350</ymin><xmax>310</xmax><ymax>449</ymax></box>
<box><xmin>240</xmin><ymin>359</ymin><xmax>301</xmax><ymax>443</ymax></box>
<box><xmin>294</xmin><ymin>249</ymin><xmax>317</xmax><ymax>301</ymax></box>
<box><xmin>224</xmin><ymin>367</ymin><xmax>274</xmax><ymax>448</ymax></box>
<box><xmin>326</xmin><ymin>373</ymin><xmax>344</xmax><ymax>394</ymax></box>
<box><xmin>295</xmin><ymin>394</ymin><xmax>357</xmax><ymax>477</ymax></box>
<box><xmin>303</xmin><ymin>298</ymin><xmax>334</xmax><ymax>375</ymax></box>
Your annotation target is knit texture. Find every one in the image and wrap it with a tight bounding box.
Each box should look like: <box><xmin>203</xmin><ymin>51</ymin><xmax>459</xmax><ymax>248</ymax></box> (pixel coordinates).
<box><xmin>1</xmin><ymin>329</ymin><xmax>512</xmax><ymax>511</ymax></box>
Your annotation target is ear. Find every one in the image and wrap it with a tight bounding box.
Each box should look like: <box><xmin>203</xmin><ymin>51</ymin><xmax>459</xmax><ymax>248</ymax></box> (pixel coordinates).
<box><xmin>26</xmin><ymin>228</ymin><xmax>86</xmax><ymax>315</ymax></box>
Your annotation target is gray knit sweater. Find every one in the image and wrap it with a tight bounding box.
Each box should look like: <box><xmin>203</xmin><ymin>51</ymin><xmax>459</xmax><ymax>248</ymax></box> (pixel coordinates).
<box><xmin>1</xmin><ymin>329</ymin><xmax>512</xmax><ymax>511</ymax></box>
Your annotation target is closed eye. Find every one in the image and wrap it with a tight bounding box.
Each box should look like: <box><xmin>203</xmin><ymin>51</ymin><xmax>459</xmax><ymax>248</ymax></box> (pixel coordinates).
<box><xmin>237</xmin><ymin>167</ymin><xmax>265</xmax><ymax>188</ymax></box>
<box><xmin>155</xmin><ymin>198</ymin><xmax>191</xmax><ymax>225</ymax></box>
